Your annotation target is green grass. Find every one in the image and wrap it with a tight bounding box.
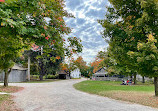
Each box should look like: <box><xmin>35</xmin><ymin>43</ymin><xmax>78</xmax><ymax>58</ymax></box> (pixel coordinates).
<box><xmin>74</xmin><ymin>80</ymin><xmax>158</xmax><ymax>108</ymax></box>
<box><xmin>0</xmin><ymin>94</ymin><xmax>10</xmax><ymax>104</ymax></box>
<box><xmin>74</xmin><ymin>80</ymin><xmax>154</xmax><ymax>94</ymax></box>
<box><xmin>0</xmin><ymin>94</ymin><xmax>19</xmax><ymax>111</ymax></box>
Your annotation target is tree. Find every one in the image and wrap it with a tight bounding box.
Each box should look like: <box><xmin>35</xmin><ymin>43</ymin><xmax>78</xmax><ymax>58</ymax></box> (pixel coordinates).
<box><xmin>0</xmin><ymin>0</ymin><xmax>82</xmax><ymax>86</ymax></box>
<box><xmin>128</xmin><ymin>34</ymin><xmax>158</xmax><ymax>96</ymax></box>
<box><xmin>97</xmin><ymin>50</ymin><xmax>116</xmax><ymax>74</ymax></box>
<box><xmin>0</xmin><ymin>36</ymin><xmax>24</xmax><ymax>86</ymax></box>
<box><xmin>0</xmin><ymin>1</ymin><xmax>28</xmax><ymax>86</ymax></box>
<box><xmin>90</xmin><ymin>58</ymin><xmax>103</xmax><ymax>74</ymax></box>
<box><xmin>60</xmin><ymin>62</ymin><xmax>76</xmax><ymax>75</ymax></box>
<box><xmin>99</xmin><ymin>0</ymin><xmax>158</xmax><ymax>95</ymax></box>
<box><xmin>73</xmin><ymin>56</ymin><xmax>88</xmax><ymax>77</ymax></box>
<box><xmin>96</xmin><ymin>50</ymin><xmax>125</xmax><ymax>77</ymax></box>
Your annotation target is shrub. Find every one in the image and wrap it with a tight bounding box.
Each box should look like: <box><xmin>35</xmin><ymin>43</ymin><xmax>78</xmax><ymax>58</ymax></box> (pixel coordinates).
<box><xmin>30</xmin><ymin>75</ymin><xmax>39</xmax><ymax>80</ymax></box>
<box><xmin>46</xmin><ymin>74</ymin><xmax>59</xmax><ymax>79</ymax></box>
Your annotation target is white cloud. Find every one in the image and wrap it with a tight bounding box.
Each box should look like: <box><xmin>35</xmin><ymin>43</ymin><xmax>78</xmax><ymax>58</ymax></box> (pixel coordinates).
<box><xmin>80</xmin><ymin>45</ymin><xmax>107</xmax><ymax>63</ymax></box>
<box><xmin>64</xmin><ymin>0</ymin><xmax>109</xmax><ymax>63</ymax></box>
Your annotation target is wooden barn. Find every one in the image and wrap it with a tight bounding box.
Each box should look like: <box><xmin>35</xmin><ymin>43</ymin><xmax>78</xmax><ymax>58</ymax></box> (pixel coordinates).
<box><xmin>58</xmin><ymin>70</ymin><xmax>70</xmax><ymax>79</ymax></box>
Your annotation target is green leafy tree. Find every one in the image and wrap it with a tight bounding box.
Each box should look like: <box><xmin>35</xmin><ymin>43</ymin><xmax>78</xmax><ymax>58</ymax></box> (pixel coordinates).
<box><xmin>97</xmin><ymin>50</ymin><xmax>116</xmax><ymax>74</ymax></box>
<box><xmin>99</xmin><ymin>0</ymin><xmax>157</xmax><ymax>95</ymax></box>
<box><xmin>0</xmin><ymin>1</ymin><xmax>28</xmax><ymax>86</ymax></box>
<box><xmin>0</xmin><ymin>0</ymin><xmax>82</xmax><ymax>86</ymax></box>
<box><xmin>128</xmin><ymin>34</ymin><xmax>158</xmax><ymax>96</ymax></box>
<box><xmin>0</xmin><ymin>35</ymin><xmax>24</xmax><ymax>86</ymax></box>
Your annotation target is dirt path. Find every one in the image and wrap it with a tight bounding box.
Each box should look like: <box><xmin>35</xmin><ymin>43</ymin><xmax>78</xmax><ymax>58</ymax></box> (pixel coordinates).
<box><xmin>8</xmin><ymin>79</ymin><xmax>158</xmax><ymax>111</ymax></box>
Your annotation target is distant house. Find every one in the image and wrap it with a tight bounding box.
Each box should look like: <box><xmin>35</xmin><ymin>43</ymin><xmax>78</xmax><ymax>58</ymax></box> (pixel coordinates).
<box><xmin>136</xmin><ymin>75</ymin><xmax>153</xmax><ymax>82</ymax></box>
<box><xmin>93</xmin><ymin>68</ymin><xmax>108</xmax><ymax>78</ymax></box>
<box><xmin>70</xmin><ymin>68</ymin><xmax>81</xmax><ymax>78</ymax></box>
<box><xmin>92</xmin><ymin>67</ymin><xmax>127</xmax><ymax>81</ymax></box>
<box><xmin>0</xmin><ymin>64</ymin><xmax>28</xmax><ymax>82</ymax></box>
<box><xmin>58</xmin><ymin>70</ymin><xmax>70</xmax><ymax>79</ymax></box>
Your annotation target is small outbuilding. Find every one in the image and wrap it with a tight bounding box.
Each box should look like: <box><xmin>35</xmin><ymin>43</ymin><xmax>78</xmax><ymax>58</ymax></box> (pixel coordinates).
<box><xmin>58</xmin><ymin>70</ymin><xmax>70</xmax><ymax>79</ymax></box>
<box><xmin>0</xmin><ymin>64</ymin><xmax>28</xmax><ymax>82</ymax></box>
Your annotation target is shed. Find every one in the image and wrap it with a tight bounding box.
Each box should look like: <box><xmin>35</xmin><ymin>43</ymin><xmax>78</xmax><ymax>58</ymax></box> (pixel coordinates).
<box><xmin>0</xmin><ymin>64</ymin><xmax>28</xmax><ymax>82</ymax></box>
<box><xmin>58</xmin><ymin>70</ymin><xmax>70</xmax><ymax>79</ymax></box>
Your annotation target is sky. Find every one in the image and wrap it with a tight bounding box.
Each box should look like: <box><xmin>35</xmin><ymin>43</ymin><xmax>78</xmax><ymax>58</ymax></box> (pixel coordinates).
<box><xmin>64</xmin><ymin>0</ymin><xmax>110</xmax><ymax>63</ymax></box>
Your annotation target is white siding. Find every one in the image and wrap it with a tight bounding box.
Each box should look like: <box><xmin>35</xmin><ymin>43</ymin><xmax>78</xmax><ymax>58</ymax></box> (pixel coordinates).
<box><xmin>70</xmin><ymin>68</ymin><xmax>81</xmax><ymax>78</ymax></box>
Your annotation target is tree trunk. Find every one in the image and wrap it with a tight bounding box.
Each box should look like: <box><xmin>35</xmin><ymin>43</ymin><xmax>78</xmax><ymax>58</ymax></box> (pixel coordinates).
<box><xmin>4</xmin><ymin>71</ymin><xmax>9</xmax><ymax>87</ymax></box>
<box><xmin>154</xmin><ymin>77</ymin><xmax>158</xmax><ymax>96</ymax></box>
<box><xmin>28</xmin><ymin>56</ymin><xmax>31</xmax><ymax>81</ymax></box>
<box><xmin>134</xmin><ymin>74</ymin><xmax>136</xmax><ymax>84</ymax></box>
<box><xmin>4</xmin><ymin>69</ymin><xmax>11</xmax><ymax>87</ymax></box>
<box><xmin>39</xmin><ymin>75</ymin><xmax>43</xmax><ymax>81</ymax></box>
<box><xmin>142</xmin><ymin>76</ymin><xmax>145</xmax><ymax>83</ymax></box>
<box><xmin>38</xmin><ymin>59</ymin><xmax>45</xmax><ymax>81</ymax></box>
<box><xmin>39</xmin><ymin>68</ymin><xmax>44</xmax><ymax>81</ymax></box>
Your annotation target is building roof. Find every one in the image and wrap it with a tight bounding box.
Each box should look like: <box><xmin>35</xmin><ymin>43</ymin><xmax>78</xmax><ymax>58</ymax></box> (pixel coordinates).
<box><xmin>94</xmin><ymin>67</ymin><xmax>107</xmax><ymax>75</ymax></box>
<box><xmin>58</xmin><ymin>70</ymin><xmax>68</xmax><ymax>75</ymax></box>
<box><xmin>12</xmin><ymin>64</ymin><xmax>28</xmax><ymax>71</ymax></box>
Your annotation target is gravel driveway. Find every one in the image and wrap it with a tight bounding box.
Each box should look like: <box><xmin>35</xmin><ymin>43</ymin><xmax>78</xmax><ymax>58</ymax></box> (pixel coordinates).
<box><xmin>8</xmin><ymin>78</ymin><xmax>158</xmax><ymax>111</ymax></box>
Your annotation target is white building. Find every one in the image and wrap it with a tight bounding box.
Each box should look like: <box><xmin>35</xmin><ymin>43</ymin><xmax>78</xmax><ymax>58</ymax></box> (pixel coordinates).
<box><xmin>70</xmin><ymin>68</ymin><xmax>81</xmax><ymax>78</ymax></box>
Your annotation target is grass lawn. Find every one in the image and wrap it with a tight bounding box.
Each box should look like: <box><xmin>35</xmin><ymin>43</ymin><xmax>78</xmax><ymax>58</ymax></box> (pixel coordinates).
<box><xmin>0</xmin><ymin>94</ymin><xmax>10</xmax><ymax>104</ymax></box>
<box><xmin>0</xmin><ymin>86</ymin><xmax>23</xmax><ymax>111</ymax></box>
<box><xmin>74</xmin><ymin>80</ymin><xmax>158</xmax><ymax>108</ymax></box>
<box><xmin>0</xmin><ymin>94</ymin><xmax>20</xmax><ymax>111</ymax></box>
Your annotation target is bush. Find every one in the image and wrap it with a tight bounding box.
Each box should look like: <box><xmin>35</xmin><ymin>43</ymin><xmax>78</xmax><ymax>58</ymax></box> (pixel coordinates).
<box><xmin>30</xmin><ymin>75</ymin><xmax>39</xmax><ymax>80</ymax></box>
<box><xmin>46</xmin><ymin>74</ymin><xmax>59</xmax><ymax>79</ymax></box>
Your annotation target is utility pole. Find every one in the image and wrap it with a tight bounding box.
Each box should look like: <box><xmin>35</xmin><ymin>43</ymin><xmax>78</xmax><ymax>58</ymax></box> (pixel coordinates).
<box><xmin>28</xmin><ymin>56</ymin><xmax>30</xmax><ymax>81</ymax></box>
<box><xmin>41</xmin><ymin>46</ymin><xmax>43</xmax><ymax>55</ymax></box>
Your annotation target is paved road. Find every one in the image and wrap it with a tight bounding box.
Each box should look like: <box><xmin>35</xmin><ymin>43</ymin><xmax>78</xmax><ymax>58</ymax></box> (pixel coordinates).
<box><xmin>8</xmin><ymin>78</ymin><xmax>158</xmax><ymax>111</ymax></box>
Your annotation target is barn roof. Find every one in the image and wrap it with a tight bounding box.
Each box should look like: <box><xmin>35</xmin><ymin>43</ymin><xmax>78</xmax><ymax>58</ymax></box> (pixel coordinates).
<box><xmin>12</xmin><ymin>64</ymin><xmax>28</xmax><ymax>71</ymax></box>
<box><xmin>94</xmin><ymin>67</ymin><xmax>107</xmax><ymax>76</ymax></box>
<box><xmin>58</xmin><ymin>70</ymin><xmax>68</xmax><ymax>75</ymax></box>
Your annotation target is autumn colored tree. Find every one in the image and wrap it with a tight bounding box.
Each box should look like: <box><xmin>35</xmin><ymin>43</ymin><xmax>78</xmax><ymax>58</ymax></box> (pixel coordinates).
<box><xmin>60</xmin><ymin>62</ymin><xmax>76</xmax><ymax>75</ymax></box>
<box><xmin>97</xmin><ymin>50</ymin><xmax>117</xmax><ymax>74</ymax></box>
<box><xmin>73</xmin><ymin>56</ymin><xmax>88</xmax><ymax>77</ymax></box>
<box><xmin>90</xmin><ymin>58</ymin><xmax>103</xmax><ymax>74</ymax></box>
